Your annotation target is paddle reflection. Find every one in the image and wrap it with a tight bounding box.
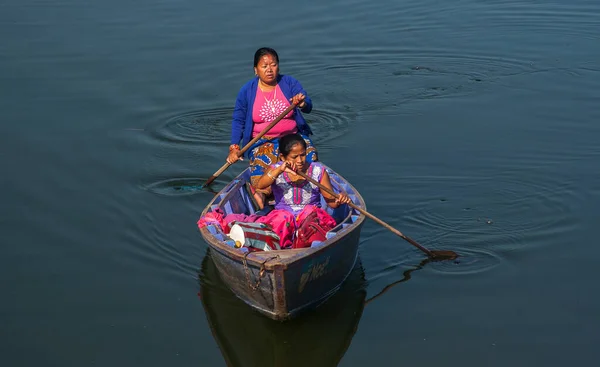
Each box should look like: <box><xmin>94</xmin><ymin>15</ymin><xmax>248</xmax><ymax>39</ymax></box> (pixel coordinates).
<box><xmin>198</xmin><ymin>249</ymin><xmax>367</xmax><ymax>367</ymax></box>
<box><xmin>364</xmin><ymin>258</ymin><xmax>430</xmax><ymax>306</ymax></box>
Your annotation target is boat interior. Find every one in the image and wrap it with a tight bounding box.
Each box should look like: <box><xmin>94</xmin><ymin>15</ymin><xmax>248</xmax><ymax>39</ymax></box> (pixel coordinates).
<box><xmin>203</xmin><ymin>167</ymin><xmax>362</xmax><ymax>251</ymax></box>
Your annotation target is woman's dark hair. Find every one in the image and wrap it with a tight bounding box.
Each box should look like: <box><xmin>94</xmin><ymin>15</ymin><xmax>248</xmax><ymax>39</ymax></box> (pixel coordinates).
<box><xmin>254</xmin><ymin>47</ymin><xmax>279</xmax><ymax>67</ymax></box>
<box><xmin>279</xmin><ymin>133</ymin><xmax>307</xmax><ymax>157</ymax></box>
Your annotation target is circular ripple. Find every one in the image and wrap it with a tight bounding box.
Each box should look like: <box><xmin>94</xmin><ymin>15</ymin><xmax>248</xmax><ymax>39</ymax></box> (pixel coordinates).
<box><xmin>305</xmin><ymin>107</ymin><xmax>355</xmax><ymax>145</ymax></box>
<box><xmin>148</xmin><ymin>108</ymin><xmax>232</xmax><ymax>145</ymax></box>
<box><xmin>360</xmin><ymin>228</ymin><xmax>504</xmax><ymax>277</ymax></box>
<box><xmin>362</xmin><ymin>245</ymin><xmax>504</xmax><ymax>304</ymax></box>
<box><xmin>143</xmin><ymin>177</ymin><xmax>221</xmax><ymax>196</ymax></box>
<box><xmin>427</xmin><ymin>246</ymin><xmax>504</xmax><ymax>276</ymax></box>
<box><xmin>400</xmin><ymin>169</ymin><xmax>580</xmax><ymax>255</ymax></box>
<box><xmin>149</xmin><ymin>107</ymin><xmax>357</xmax><ymax>148</ymax></box>
<box><xmin>321</xmin><ymin>46</ymin><xmax>535</xmax><ymax>81</ymax></box>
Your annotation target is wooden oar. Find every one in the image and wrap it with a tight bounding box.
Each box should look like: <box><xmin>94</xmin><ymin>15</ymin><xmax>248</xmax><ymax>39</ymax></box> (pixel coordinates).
<box><xmin>296</xmin><ymin>170</ymin><xmax>459</xmax><ymax>261</ymax></box>
<box><xmin>202</xmin><ymin>102</ymin><xmax>298</xmax><ymax>188</ymax></box>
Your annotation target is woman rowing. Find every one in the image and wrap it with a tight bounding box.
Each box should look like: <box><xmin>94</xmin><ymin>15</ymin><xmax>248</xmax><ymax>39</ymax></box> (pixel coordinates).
<box><xmin>226</xmin><ymin>47</ymin><xmax>318</xmax><ymax>209</ymax></box>
<box><xmin>254</xmin><ymin>133</ymin><xmax>351</xmax><ymax>248</ymax></box>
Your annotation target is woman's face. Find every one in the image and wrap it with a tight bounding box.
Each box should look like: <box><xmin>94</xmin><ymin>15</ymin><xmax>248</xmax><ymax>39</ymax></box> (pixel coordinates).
<box><xmin>254</xmin><ymin>54</ymin><xmax>279</xmax><ymax>85</ymax></box>
<box><xmin>282</xmin><ymin>143</ymin><xmax>307</xmax><ymax>168</ymax></box>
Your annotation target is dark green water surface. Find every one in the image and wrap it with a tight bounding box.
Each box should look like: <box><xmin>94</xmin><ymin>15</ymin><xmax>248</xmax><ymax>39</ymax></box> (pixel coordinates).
<box><xmin>1</xmin><ymin>0</ymin><xmax>599</xmax><ymax>366</ymax></box>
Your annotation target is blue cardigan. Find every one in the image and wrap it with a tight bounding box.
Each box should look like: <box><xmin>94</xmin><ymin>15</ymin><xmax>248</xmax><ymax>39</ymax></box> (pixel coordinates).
<box><xmin>230</xmin><ymin>74</ymin><xmax>313</xmax><ymax>155</ymax></box>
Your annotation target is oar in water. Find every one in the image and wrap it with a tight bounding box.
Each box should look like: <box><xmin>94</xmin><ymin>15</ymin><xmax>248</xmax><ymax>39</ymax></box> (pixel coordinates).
<box><xmin>202</xmin><ymin>102</ymin><xmax>298</xmax><ymax>189</ymax></box>
<box><xmin>296</xmin><ymin>170</ymin><xmax>459</xmax><ymax>261</ymax></box>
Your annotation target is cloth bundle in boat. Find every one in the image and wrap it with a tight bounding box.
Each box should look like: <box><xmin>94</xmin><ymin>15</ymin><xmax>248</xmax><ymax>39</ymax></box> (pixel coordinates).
<box><xmin>228</xmin><ymin>222</ymin><xmax>281</xmax><ymax>251</ymax></box>
<box><xmin>292</xmin><ymin>209</ymin><xmax>334</xmax><ymax>249</ymax></box>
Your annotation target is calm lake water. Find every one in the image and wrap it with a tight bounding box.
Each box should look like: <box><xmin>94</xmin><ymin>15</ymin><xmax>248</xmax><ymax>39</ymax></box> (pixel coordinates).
<box><xmin>1</xmin><ymin>0</ymin><xmax>599</xmax><ymax>366</ymax></box>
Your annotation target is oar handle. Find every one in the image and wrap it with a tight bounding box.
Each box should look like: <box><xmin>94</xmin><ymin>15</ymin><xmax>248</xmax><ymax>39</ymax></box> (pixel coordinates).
<box><xmin>296</xmin><ymin>170</ymin><xmax>436</xmax><ymax>258</ymax></box>
<box><xmin>203</xmin><ymin>102</ymin><xmax>299</xmax><ymax>188</ymax></box>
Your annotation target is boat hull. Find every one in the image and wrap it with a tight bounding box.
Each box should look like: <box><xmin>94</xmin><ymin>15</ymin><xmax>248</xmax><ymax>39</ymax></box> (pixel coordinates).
<box><xmin>199</xmin><ymin>165</ymin><xmax>366</xmax><ymax>320</ymax></box>
<box><xmin>206</xmin><ymin>221</ymin><xmax>362</xmax><ymax>320</ymax></box>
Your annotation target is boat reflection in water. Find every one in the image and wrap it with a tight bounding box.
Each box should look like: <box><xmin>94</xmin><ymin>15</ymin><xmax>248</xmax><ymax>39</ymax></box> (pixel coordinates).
<box><xmin>198</xmin><ymin>249</ymin><xmax>367</xmax><ymax>367</ymax></box>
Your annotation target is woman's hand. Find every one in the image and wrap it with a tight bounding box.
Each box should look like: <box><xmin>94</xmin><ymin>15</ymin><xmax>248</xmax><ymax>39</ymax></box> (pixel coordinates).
<box><xmin>264</xmin><ymin>163</ymin><xmax>289</xmax><ymax>182</ymax></box>
<box><xmin>335</xmin><ymin>193</ymin><xmax>352</xmax><ymax>205</ymax></box>
<box><xmin>290</xmin><ymin>93</ymin><xmax>306</xmax><ymax>108</ymax></box>
<box><xmin>226</xmin><ymin>149</ymin><xmax>243</xmax><ymax>164</ymax></box>
<box><xmin>281</xmin><ymin>160</ymin><xmax>302</xmax><ymax>174</ymax></box>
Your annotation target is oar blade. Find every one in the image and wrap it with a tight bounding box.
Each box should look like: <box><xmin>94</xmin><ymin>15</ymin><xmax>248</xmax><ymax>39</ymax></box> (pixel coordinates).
<box><xmin>429</xmin><ymin>250</ymin><xmax>459</xmax><ymax>261</ymax></box>
<box><xmin>201</xmin><ymin>176</ymin><xmax>217</xmax><ymax>189</ymax></box>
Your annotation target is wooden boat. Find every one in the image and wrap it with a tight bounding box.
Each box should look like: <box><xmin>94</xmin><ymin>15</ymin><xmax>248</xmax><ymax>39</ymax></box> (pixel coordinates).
<box><xmin>198</xmin><ymin>250</ymin><xmax>367</xmax><ymax>366</ymax></box>
<box><xmin>198</xmin><ymin>164</ymin><xmax>366</xmax><ymax>321</ymax></box>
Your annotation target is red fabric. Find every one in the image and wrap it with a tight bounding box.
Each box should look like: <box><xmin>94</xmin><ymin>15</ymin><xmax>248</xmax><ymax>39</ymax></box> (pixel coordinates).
<box><xmin>257</xmin><ymin>205</ymin><xmax>336</xmax><ymax>249</ymax></box>
<box><xmin>198</xmin><ymin>205</ymin><xmax>337</xmax><ymax>250</ymax></box>
<box><xmin>197</xmin><ymin>207</ymin><xmax>261</xmax><ymax>234</ymax></box>
<box><xmin>295</xmin><ymin>205</ymin><xmax>337</xmax><ymax>230</ymax></box>
<box><xmin>255</xmin><ymin>210</ymin><xmax>295</xmax><ymax>248</ymax></box>
<box><xmin>292</xmin><ymin>206</ymin><xmax>337</xmax><ymax>248</ymax></box>
<box><xmin>197</xmin><ymin>208</ymin><xmax>226</xmax><ymax>231</ymax></box>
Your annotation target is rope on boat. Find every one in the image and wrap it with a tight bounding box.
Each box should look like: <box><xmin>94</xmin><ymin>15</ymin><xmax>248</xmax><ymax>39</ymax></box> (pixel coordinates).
<box><xmin>242</xmin><ymin>253</ymin><xmax>280</xmax><ymax>291</ymax></box>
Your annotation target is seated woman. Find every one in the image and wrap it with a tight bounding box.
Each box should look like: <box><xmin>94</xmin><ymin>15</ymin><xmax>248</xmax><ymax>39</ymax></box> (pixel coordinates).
<box><xmin>254</xmin><ymin>133</ymin><xmax>351</xmax><ymax>248</ymax></box>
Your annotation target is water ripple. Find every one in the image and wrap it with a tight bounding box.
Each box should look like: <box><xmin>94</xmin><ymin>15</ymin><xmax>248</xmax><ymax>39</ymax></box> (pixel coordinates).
<box><xmin>104</xmin><ymin>192</ymin><xmax>203</xmax><ymax>287</ymax></box>
<box><xmin>402</xmin><ymin>170</ymin><xmax>581</xmax><ymax>255</ymax></box>
<box><xmin>429</xmin><ymin>246</ymin><xmax>504</xmax><ymax>275</ymax></box>
<box><xmin>362</xmin><ymin>245</ymin><xmax>504</xmax><ymax>305</ymax></box>
<box><xmin>479</xmin><ymin>3</ymin><xmax>600</xmax><ymax>38</ymax></box>
<box><xmin>322</xmin><ymin>47</ymin><xmax>535</xmax><ymax>84</ymax></box>
<box><xmin>310</xmin><ymin>46</ymin><xmax>538</xmax><ymax>105</ymax></box>
<box><xmin>306</xmin><ymin>107</ymin><xmax>356</xmax><ymax>145</ymax></box>
<box><xmin>147</xmin><ymin>107</ymin><xmax>231</xmax><ymax>145</ymax></box>
<box><xmin>143</xmin><ymin>177</ymin><xmax>221</xmax><ymax>196</ymax></box>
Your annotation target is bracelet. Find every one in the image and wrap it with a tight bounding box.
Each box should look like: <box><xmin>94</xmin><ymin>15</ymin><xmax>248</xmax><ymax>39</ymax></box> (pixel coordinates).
<box><xmin>229</xmin><ymin>144</ymin><xmax>240</xmax><ymax>152</ymax></box>
<box><xmin>267</xmin><ymin>171</ymin><xmax>276</xmax><ymax>180</ymax></box>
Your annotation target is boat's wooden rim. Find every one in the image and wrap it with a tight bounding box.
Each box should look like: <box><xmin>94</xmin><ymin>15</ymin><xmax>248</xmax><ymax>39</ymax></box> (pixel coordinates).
<box><xmin>199</xmin><ymin>164</ymin><xmax>366</xmax><ymax>270</ymax></box>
